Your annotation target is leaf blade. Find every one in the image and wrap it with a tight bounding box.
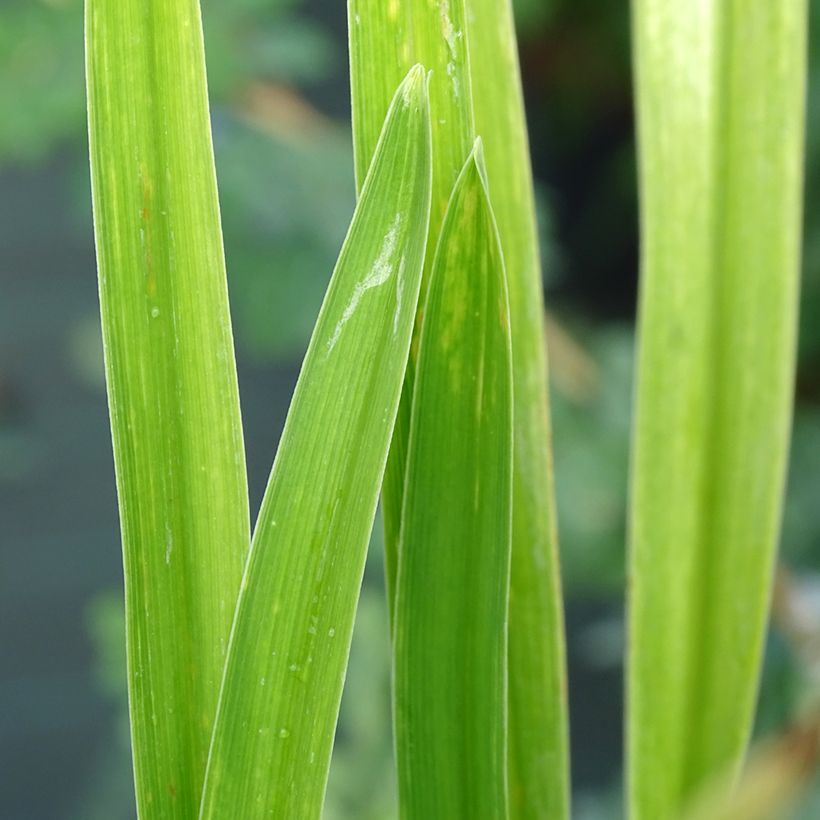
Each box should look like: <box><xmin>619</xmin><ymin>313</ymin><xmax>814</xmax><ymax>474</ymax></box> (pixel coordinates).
<box><xmin>394</xmin><ymin>143</ymin><xmax>513</xmax><ymax>819</ymax></box>
<box><xmin>348</xmin><ymin>0</ymin><xmax>476</xmax><ymax>626</ymax></box>
<box><xmin>85</xmin><ymin>1</ymin><xmax>250</xmax><ymax>816</ymax></box>
<box><xmin>628</xmin><ymin>1</ymin><xmax>807</xmax><ymax>816</ymax></box>
<box><xmin>350</xmin><ymin>4</ymin><xmax>570</xmax><ymax>814</ymax></box>
<box><xmin>464</xmin><ymin>2</ymin><xmax>570</xmax><ymax>815</ymax></box>
<box><xmin>199</xmin><ymin>66</ymin><xmax>432</xmax><ymax>820</ymax></box>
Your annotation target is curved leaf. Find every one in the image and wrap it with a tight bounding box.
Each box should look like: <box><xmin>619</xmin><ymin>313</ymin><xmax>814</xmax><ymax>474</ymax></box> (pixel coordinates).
<box><xmin>199</xmin><ymin>66</ymin><xmax>433</xmax><ymax>820</ymax></box>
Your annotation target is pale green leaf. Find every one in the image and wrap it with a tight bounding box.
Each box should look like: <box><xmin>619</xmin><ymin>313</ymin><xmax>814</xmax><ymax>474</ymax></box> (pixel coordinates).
<box><xmin>628</xmin><ymin>2</ymin><xmax>808</xmax><ymax>816</ymax></box>
<box><xmin>348</xmin><ymin>0</ymin><xmax>475</xmax><ymax>623</ymax></box>
<box><xmin>350</xmin><ymin>3</ymin><xmax>569</xmax><ymax>815</ymax></box>
<box><xmin>465</xmin><ymin>2</ymin><xmax>570</xmax><ymax>815</ymax></box>
<box><xmin>394</xmin><ymin>142</ymin><xmax>513</xmax><ymax>819</ymax></box>
<box><xmin>349</xmin><ymin>0</ymin><xmax>473</xmax><ymax>235</ymax></box>
<box><xmin>198</xmin><ymin>66</ymin><xmax>432</xmax><ymax>819</ymax></box>
<box><xmin>85</xmin><ymin>1</ymin><xmax>250</xmax><ymax>817</ymax></box>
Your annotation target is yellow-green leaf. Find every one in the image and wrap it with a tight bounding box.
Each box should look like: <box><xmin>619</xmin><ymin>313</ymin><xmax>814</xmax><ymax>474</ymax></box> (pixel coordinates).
<box><xmin>349</xmin><ymin>4</ymin><xmax>569</xmax><ymax>815</ymax></box>
<box><xmin>199</xmin><ymin>66</ymin><xmax>432</xmax><ymax>820</ymax></box>
<box><xmin>394</xmin><ymin>142</ymin><xmax>513</xmax><ymax>819</ymax></box>
<box><xmin>628</xmin><ymin>2</ymin><xmax>808</xmax><ymax>816</ymax></box>
<box><xmin>348</xmin><ymin>0</ymin><xmax>475</xmax><ymax>624</ymax></box>
<box><xmin>85</xmin><ymin>1</ymin><xmax>250</xmax><ymax>817</ymax></box>
<box><xmin>465</xmin><ymin>2</ymin><xmax>570</xmax><ymax>815</ymax></box>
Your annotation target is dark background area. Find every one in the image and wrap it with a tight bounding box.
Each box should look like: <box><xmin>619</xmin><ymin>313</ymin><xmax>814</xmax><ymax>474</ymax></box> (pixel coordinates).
<box><xmin>1</xmin><ymin>1</ymin><xmax>819</xmax><ymax>817</ymax></box>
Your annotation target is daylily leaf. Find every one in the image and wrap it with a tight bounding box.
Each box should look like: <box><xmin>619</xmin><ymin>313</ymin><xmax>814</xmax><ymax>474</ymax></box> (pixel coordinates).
<box><xmin>348</xmin><ymin>0</ymin><xmax>475</xmax><ymax>624</ymax></box>
<box><xmin>394</xmin><ymin>142</ymin><xmax>513</xmax><ymax>819</ymax></box>
<box><xmin>86</xmin><ymin>1</ymin><xmax>250</xmax><ymax>816</ymax></box>
<box><xmin>350</xmin><ymin>4</ymin><xmax>570</xmax><ymax>815</ymax></box>
<box><xmin>466</xmin><ymin>2</ymin><xmax>570</xmax><ymax>814</ymax></box>
<box><xmin>199</xmin><ymin>66</ymin><xmax>432</xmax><ymax>819</ymax></box>
<box><xmin>629</xmin><ymin>2</ymin><xmax>808</xmax><ymax>816</ymax></box>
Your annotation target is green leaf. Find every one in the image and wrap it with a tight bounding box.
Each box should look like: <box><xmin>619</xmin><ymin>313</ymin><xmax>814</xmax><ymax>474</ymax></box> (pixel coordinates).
<box><xmin>348</xmin><ymin>0</ymin><xmax>476</xmax><ymax>626</ymax></box>
<box><xmin>349</xmin><ymin>0</ymin><xmax>473</xmax><ymax>231</ymax></box>
<box><xmin>199</xmin><ymin>66</ymin><xmax>432</xmax><ymax>819</ymax></box>
<box><xmin>628</xmin><ymin>2</ymin><xmax>808</xmax><ymax>817</ymax></box>
<box><xmin>465</xmin><ymin>2</ymin><xmax>570</xmax><ymax>815</ymax></box>
<box><xmin>394</xmin><ymin>142</ymin><xmax>513</xmax><ymax>819</ymax></box>
<box><xmin>85</xmin><ymin>1</ymin><xmax>250</xmax><ymax>817</ymax></box>
<box><xmin>350</xmin><ymin>3</ymin><xmax>569</xmax><ymax>814</ymax></box>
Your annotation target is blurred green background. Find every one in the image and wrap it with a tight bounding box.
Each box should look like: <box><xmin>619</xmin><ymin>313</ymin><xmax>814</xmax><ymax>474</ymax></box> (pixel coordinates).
<box><xmin>1</xmin><ymin>1</ymin><xmax>819</xmax><ymax>817</ymax></box>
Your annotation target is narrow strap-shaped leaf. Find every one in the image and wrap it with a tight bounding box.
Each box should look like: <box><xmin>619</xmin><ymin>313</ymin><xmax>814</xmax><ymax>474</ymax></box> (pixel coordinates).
<box><xmin>349</xmin><ymin>0</ymin><xmax>473</xmax><ymax>236</ymax></box>
<box><xmin>348</xmin><ymin>0</ymin><xmax>475</xmax><ymax>624</ymax></box>
<box><xmin>198</xmin><ymin>66</ymin><xmax>432</xmax><ymax>820</ymax></box>
<box><xmin>85</xmin><ymin>1</ymin><xmax>250</xmax><ymax>816</ymax></box>
<box><xmin>465</xmin><ymin>2</ymin><xmax>570</xmax><ymax>815</ymax></box>
<box><xmin>629</xmin><ymin>1</ymin><xmax>807</xmax><ymax>816</ymax></box>
<box><xmin>394</xmin><ymin>142</ymin><xmax>513</xmax><ymax>819</ymax></box>
<box><xmin>351</xmin><ymin>4</ymin><xmax>569</xmax><ymax>814</ymax></box>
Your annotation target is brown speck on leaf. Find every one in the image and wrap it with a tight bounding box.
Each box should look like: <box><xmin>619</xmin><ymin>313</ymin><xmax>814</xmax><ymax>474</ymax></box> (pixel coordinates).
<box><xmin>139</xmin><ymin>162</ymin><xmax>156</xmax><ymax>296</ymax></box>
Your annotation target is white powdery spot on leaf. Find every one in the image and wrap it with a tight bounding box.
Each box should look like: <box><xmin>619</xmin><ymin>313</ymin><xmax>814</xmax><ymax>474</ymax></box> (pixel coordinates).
<box><xmin>440</xmin><ymin>0</ymin><xmax>458</xmax><ymax>54</ymax></box>
<box><xmin>393</xmin><ymin>256</ymin><xmax>406</xmax><ymax>337</ymax></box>
<box><xmin>439</xmin><ymin>1</ymin><xmax>463</xmax><ymax>98</ymax></box>
<box><xmin>327</xmin><ymin>214</ymin><xmax>403</xmax><ymax>353</ymax></box>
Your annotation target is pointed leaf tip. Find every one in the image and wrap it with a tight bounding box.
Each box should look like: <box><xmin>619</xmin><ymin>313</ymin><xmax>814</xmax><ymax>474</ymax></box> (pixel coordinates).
<box><xmin>198</xmin><ymin>67</ymin><xmax>433</xmax><ymax>820</ymax></box>
<box><xmin>471</xmin><ymin>135</ymin><xmax>485</xmax><ymax>162</ymax></box>
<box><xmin>400</xmin><ymin>64</ymin><xmax>428</xmax><ymax>108</ymax></box>
<box><xmin>394</xmin><ymin>136</ymin><xmax>513</xmax><ymax>820</ymax></box>
<box><xmin>468</xmin><ymin>137</ymin><xmax>491</xmax><ymax>191</ymax></box>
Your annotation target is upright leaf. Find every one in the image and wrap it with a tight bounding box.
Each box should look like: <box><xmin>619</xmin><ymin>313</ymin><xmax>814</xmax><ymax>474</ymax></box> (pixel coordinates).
<box><xmin>349</xmin><ymin>0</ymin><xmax>473</xmax><ymax>246</ymax></box>
<box><xmin>465</xmin><ymin>2</ymin><xmax>569</xmax><ymax>815</ymax></box>
<box><xmin>85</xmin><ymin>1</ymin><xmax>250</xmax><ymax>816</ymax></box>
<box><xmin>348</xmin><ymin>0</ymin><xmax>475</xmax><ymax>621</ymax></box>
<box><xmin>394</xmin><ymin>143</ymin><xmax>512</xmax><ymax>820</ymax></box>
<box><xmin>199</xmin><ymin>66</ymin><xmax>432</xmax><ymax>820</ymax></box>
<box><xmin>629</xmin><ymin>2</ymin><xmax>807</xmax><ymax>816</ymax></box>
<box><xmin>350</xmin><ymin>4</ymin><xmax>570</xmax><ymax>814</ymax></box>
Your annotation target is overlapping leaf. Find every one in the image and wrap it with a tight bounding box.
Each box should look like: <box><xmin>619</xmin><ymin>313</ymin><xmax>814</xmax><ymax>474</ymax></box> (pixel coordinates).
<box><xmin>348</xmin><ymin>0</ymin><xmax>476</xmax><ymax>620</ymax></box>
<box><xmin>393</xmin><ymin>143</ymin><xmax>513</xmax><ymax>818</ymax></box>
<box><xmin>465</xmin><ymin>2</ymin><xmax>569</xmax><ymax>814</ymax></box>
<box><xmin>349</xmin><ymin>3</ymin><xmax>569</xmax><ymax>816</ymax></box>
<box><xmin>199</xmin><ymin>66</ymin><xmax>432</xmax><ymax>819</ymax></box>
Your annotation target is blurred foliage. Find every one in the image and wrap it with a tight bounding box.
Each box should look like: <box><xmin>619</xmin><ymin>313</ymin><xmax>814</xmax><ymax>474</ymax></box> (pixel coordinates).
<box><xmin>0</xmin><ymin>0</ymin><xmax>334</xmax><ymax>163</ymax></box>
<box><xmin>215</xmin><ymin>117</ymin><xmax>353</xmax><ymax>360</ymax></box>
<box><xmin>77</xmin><ymin>593</ymin><xmax>135</xmax><ymax>820</ymax></box>
<box><xmin>513</xmin><ymin>0</ymin><xmax>559</xmax><ymax>31</ymax></box>
<box><xmin>552</xmin><ymin>333</ymin><xmax>820</xmax><ymax>597</ymax></box>
<box><xmin>0</xmin><ymin>0</ymin><xmax>83</xmax><ymax>162</ymax></box>
<box><xmin>800</xmin><ymin>5</ymin><xmax>820</xmax><ymax>368</ymax></box>
<box><xmin>551</xmin><ymin>325</ymin><xmax>632</xmax><ymax>593</ymax></box>
<box><xmin>1</xmin><ymin>0</ymin><xmax>349</xmax><ymax>360</ymax></box>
